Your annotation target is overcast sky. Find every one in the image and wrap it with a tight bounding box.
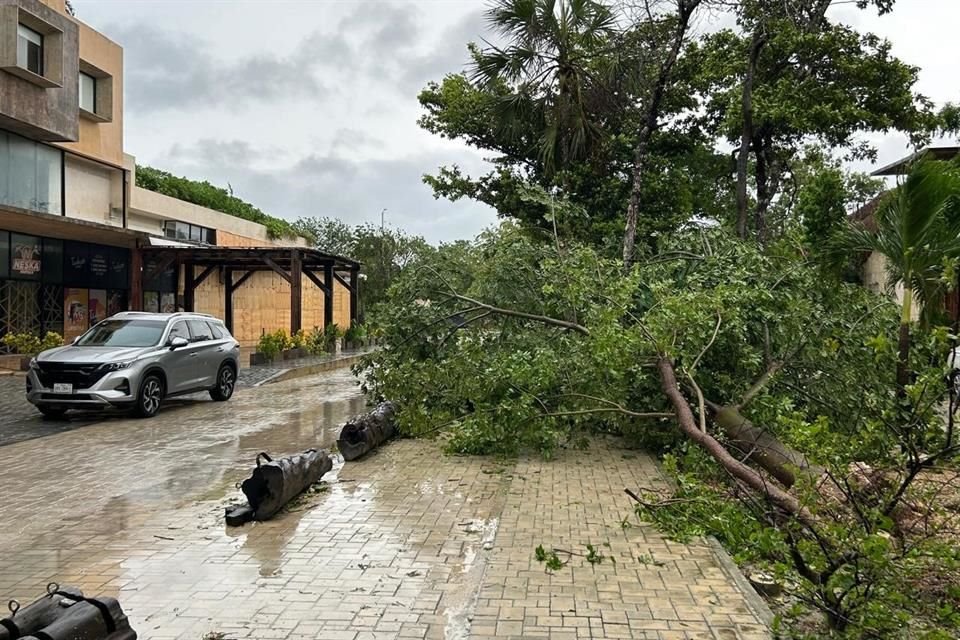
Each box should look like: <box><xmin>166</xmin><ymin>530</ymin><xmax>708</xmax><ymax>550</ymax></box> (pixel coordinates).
<box><xmin>73</xmin><ymin>0</ymin><xmax>958</xmax><ymax>244</ymax></box>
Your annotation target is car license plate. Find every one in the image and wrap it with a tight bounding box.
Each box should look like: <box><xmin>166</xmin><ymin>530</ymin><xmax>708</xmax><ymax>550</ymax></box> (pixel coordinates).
<box><xmin>53</xmin><ymin>383</ymin><xmax>73</xmax><ymax>394</ymax></box>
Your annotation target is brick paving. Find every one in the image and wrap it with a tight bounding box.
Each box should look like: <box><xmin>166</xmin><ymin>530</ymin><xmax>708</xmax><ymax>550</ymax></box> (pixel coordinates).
<box><xmin>0</xmin><ymin>368</ymin><xmax>769</xmax><ymax>639</ymax></box>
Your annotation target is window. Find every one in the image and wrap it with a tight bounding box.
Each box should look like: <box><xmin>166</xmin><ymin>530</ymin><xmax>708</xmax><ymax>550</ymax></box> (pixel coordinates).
<box><xmin>163</xmin><ymin>221</ymin><xmax>214</xmax><ymax>245</ymax></box>
<box><xmin>187</xmin><ymin>320</ymin><xmax>212</xmax><ymax>342</ymax></box>
<box><xmin>207</xmin><ymin>322</ymin><xmax>225</xmax><ymax>339</ymax></box>
<box><xmin>17</xmin><ymin>24</ymin><xmax>43</xmax><ymax>76</ymax></box>
<box><xmin>77</xmin><ymin>319</ymin><xmax>166</xmax><ymax>348</ymax></box>
<box><xmin>0</xmin><ymin>130</ymin><xmax>63</xmax><ymax>215</ymax></box>
<box><xmin>79</xmin><ymin>72</ymin><xmax>96</xmax><ymax>113</ymax></box>
<box><xmin>167</xmin><ymin>321</ymin><xmax>189</xmax><ymax>342</ymax></box>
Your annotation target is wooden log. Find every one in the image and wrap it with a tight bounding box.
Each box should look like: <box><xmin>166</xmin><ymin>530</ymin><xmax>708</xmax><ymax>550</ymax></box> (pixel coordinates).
<box><xmin>239</xmin><ymin>450</ymin><xmax>332</xmax><ymax>521</ymax></box>
<box><xmin>337</xmin><ymin>402</ymin><xmax>397</xmax><ymax>461</ymax></box>
<box><xmin>713</xmin><ymin>405</ymin><xmax>822</xmax><ymax>488</ymax></box>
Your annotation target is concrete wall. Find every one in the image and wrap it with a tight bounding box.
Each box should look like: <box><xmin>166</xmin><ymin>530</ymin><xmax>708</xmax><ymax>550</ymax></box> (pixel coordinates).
<box><xmin>64</xmin><ymin>152</ymin><xmax>122</xmax><ymax>224</ymax></box>
<box><xmin>53</xmin><ymin>18</ymin><xmax>123</xmax><ymax>167</ymax></box>
<box><xmin>862</xmin><ymin>251</ymin><xmax>920</xmax><ymax>320</ymax></box>
<box><xmin>0</xmin><ymin>0</ymin><xmax>79</xmax><ymax>142</ymax></box>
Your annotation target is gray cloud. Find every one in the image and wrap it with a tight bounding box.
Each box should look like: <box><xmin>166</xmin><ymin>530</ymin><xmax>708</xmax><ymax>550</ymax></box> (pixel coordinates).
<box><xmin>110</xmin><ymin>24</ymin><xmax>328</xmax><ymax>113</ymax></box>
<box><xmin>154</xmin><ymin>140</ymin><xmax>497</xmax><ymax>243</ymax></box>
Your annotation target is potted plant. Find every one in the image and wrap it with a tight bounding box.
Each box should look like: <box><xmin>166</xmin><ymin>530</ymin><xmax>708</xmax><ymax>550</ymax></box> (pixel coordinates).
<box><xmin>284</xmin><ymin>328</ymin><xmax>308</xmax><ymax>360</ymax></box>
<box><xmin>344</xmin><ymin>322</ymin><xmax>367</xmax><ymax>350</ymax></box>
<box><xmin>1</xmin><ymin>331</ymin><xmax>63</xmax><ymax>370</ymax></box>
<box><xmin>324</xmin><ymin>324</ymin><xmax>344</xmax><ymax>354</ymax></box>
<box><xmin>252</xmin><ymin>329</ymin><xmax>286</xmax><ymax>366</ymax></box>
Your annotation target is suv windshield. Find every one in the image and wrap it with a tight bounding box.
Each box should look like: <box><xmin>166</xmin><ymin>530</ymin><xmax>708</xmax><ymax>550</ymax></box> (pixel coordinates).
<box><xmin>76</xmin><ymin>319</ymin><xmax>166</xmax><ymax>347</ymax></box>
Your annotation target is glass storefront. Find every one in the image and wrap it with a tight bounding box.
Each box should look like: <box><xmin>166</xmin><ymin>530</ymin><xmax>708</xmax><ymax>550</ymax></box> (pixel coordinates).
<box><xmin>0</xmin><ymin>229</ymin><xmax>129</xmax><ymax>347</ymax></box>
<box><xmin>142</xmin><ymin>255</ymin><xmax>177</xmax><ymax>314</ymax></box>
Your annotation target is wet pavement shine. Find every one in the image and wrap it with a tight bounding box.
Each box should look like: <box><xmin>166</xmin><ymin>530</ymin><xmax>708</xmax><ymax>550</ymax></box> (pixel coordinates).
<box><xmin>0</xmin><ymin>369</ymin><xmax>770</xmax><ymax>639</ymax></box>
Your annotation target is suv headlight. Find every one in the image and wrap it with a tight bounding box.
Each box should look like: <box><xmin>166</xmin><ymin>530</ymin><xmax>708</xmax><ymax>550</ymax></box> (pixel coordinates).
<box><xmin>101</xmin><ymin>360</ymin><xmax>133</xmax><ymax>371</ymax></box>
<box><xmin>28</xmin><ymin>358</ymin><xmax>38</xmax><ymax>369</ymax></box>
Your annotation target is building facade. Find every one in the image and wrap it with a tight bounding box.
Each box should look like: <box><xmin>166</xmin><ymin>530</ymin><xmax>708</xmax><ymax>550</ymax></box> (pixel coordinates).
<box><xmin>0</xmin><ymin>0</ymin><xmax>357</xmax><ymax>350</ymax></box>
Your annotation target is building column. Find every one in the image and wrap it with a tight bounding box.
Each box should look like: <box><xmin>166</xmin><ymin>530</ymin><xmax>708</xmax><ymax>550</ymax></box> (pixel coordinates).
<box><xmin>323</xmin><ymin>263</ymin><xmax>334</xmax><ymax>329</ymax></box>
<box><xmin>183</xmin><ymin>262</ymin><xmax>195</xmax><ymax>312</ymax></box>
<box><xmin>129</xmin><ymin>244</ymin><xmax>143</xmax><ymax>311</ymax></box>
<box><xmin>349</xmin><ymin>268</ymin><xmax>359</xmax><ymax>324</ymax></box>
<box><xmin>224</xmin><ymin>268</ymin><xmax>234</xmax><ymax>333</ymax></box>
<box><xmin>290</xmin><ymin>250</ymin><xmax>302</xmax><ymax>334</ymax></box>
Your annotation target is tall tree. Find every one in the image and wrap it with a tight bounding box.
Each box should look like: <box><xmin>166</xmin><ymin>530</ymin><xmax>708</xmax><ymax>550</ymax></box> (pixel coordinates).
<box><xmin>844</xmin><ymin>160</ymin><xmax>960</xmax><ymax>394</ymax></box>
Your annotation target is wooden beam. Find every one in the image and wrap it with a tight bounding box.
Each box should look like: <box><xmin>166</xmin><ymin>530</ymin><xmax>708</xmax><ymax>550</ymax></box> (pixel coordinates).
<box><xmin>183</xmin><ymin>261</ymin><xmax>195</xmax><ymax>312</ymax></box>
<box><xmin>349</xmin><ymin>268</ymin><xmax>359</xmax><ymax>323</ymax></box>
<box><xmin>261</xmin><ymin>255</ymin><xmax>291</xmax><ymax>284</ymax></box>
<box><xmin>229</xmin><ymin>270</ymin><xmax>255</xmax><ymax>294</ymax></box>
<box><xmin>303</xmin><ymin>269</ymin><xmax>331</xmax><ymax>296</ymax></box>
<box><xmin>224</xmin><ymin>268</ymin><xmax>234</xmax><ymax>333</ymax></box>
<box><xmin>291</xmin><ymin>249</ymin><xmax>303</xmax><ymax>334</ymax></box>
<box><xmin>332</xmin><ymin>271</ymin><xmax>353</xmax><ymax>292</ymax></box>
<box><xmin>142</xmin><ymin>251</ymin><xmax>176</xmax><ymax>284</ymax></box>
<box><xmin>191</xmin><ymin>264</ymin><xmax>218</xmax><ymax>289</ymax></box>
<box><xmin>324</xmin><ymin>263</ymin><xmax>334</xmax><ymax>328</ymax></box>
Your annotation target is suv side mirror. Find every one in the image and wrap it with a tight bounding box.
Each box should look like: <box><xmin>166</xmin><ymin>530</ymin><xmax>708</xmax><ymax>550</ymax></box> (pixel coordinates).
<box><xmin>168</xmin><ymin>336</ymin><xmax>189</xmax><ymax>350</ymax></box>
<box><xmin>71</xmin><ymin>336</ymin><xmax>80</xmax><ymax>345</ymax></box>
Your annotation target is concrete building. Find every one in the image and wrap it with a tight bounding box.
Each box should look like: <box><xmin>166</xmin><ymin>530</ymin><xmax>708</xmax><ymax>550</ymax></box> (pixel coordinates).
<box><xmin>854</xmin><ymin>146</ymin><xmax>959</xmax><ymax>321</ymax></box>
<box><xmin>0</xmin><ymin>0</ymin><xmax>357</xmax><ymax>349</ymax></box>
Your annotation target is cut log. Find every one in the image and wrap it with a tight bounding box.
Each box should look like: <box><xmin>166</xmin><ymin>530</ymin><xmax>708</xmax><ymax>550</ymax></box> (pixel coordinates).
<box><xmin>337</xmin><ymin>402</ymin><xmax>397</xmax><ymax>461</ymax></box>
<box><xmin>713</xmin><ymin>405</ymin><xmax>822</xmax><ymax>488</ymax></box>
<box><xmin>239</xmin><ymin>450</ymin><xmax>333</xmax><ymax>522</ymax></box>
<box><xmin>224</xmin><ymin>504</ymin><xmax>255</xmax><ymax>527</ymax></box>
<box><xmin>1</xmin><ymin>586</ymin><xmax>136</xmax><ymax>640</ymax></box>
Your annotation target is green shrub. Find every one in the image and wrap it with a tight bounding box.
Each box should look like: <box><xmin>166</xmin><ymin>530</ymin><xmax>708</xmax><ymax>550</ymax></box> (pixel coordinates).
<box><xmin>257</xmin><ymin>329</ymin><xmax>292</xmax><ymax>360</ymax></box>
<box><xmin>135</xmin><ymin>165</ymin><xmax>307</xmax><ymax>241</ymax></box>
<box><xmin>345</xmin><ymin>323</ymin><xmax>367</xmax><ymax>343</ymax></box>
<box><xmin>2</xmin><ymin>331</ymin><xmax>62</xmax><ymax>356</ymax></box>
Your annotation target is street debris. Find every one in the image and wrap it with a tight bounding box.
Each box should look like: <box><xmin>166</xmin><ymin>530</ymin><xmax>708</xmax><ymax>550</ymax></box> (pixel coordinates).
<box><xmin>337</xmin><ymin>401</ymin><xmax>397</xmax><ymax>461</ymax></box>
<box><xmin>225</xmin><ymin>449</ymin><xmax>333</xmax><ymax>525</ymax></box>
<box><xmin>0</xmin><ymin>583</ymin><xmax>137</xmax><ymax>640</ymax></box>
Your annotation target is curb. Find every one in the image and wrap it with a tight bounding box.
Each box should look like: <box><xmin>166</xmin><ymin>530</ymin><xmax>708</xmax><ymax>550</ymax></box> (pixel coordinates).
<box><xmin>706</xmin><ymin>536</ymin><xmax>776</xmax><ymax>630</ymax></box>
<box><xmin>252</xmin><ymin>353</ymin><xmax>367</xmax><ymax>387</ymax></box>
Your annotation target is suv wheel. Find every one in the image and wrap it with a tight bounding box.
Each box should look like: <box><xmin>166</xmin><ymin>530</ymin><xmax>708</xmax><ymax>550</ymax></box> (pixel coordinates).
<box><xmin>210</xmin><ymin>364</ymin><xmax>236</xmax><ymax>401</ymax></box>
<box><xmin>135</xmin><ymin>374</ymin><xmax>164</xmax><ymax>418</ymax></box>
<box><xmin>38</xmin><ymin>405</ymin><xmax>67</xmax><ymax>420</ymax></box>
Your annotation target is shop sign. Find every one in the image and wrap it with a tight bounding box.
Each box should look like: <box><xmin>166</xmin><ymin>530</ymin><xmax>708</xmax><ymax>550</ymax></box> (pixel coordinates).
<box><xmin>12</xmin><ymin>242</ymin><xmax>40</xmax><ymax>276</ymax></box>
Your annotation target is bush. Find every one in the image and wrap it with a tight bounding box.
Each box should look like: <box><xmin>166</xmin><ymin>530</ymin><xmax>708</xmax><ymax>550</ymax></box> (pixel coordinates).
<box><xmin>344</xmin><ymin>322</ymin><xmax>367</xmax><ymax>343</ymax></box>
<box><xmin>2</xmin><ymin>331</ymin><xmax>63</xmax><ymax>356</ymax></box>
<box><xmin>257</xmin><ymin>329</ymin><xmax>292</xmax><ymax>360</ymax></box>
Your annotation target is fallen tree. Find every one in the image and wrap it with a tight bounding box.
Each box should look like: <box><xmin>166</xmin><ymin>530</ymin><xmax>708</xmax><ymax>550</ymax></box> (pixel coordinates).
<box><xmin>226</xmin><ymin>449</ymin><xmax>333</xmax><ymax>525</ymax></box>
<box><xmin>338</xmin><ymin>402</ymin><xmax>398</xmax><ymax>461</ymax></box>
<box><xmin>359</xmin><ymin>226</ymin><xmax>960</xmax><ymax>636</ymax></box>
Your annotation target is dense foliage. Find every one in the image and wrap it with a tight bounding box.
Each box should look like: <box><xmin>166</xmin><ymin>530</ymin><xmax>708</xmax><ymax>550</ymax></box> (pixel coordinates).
<box><xmin>136</xmin><ymin>166</ymin><xmax>303</xmax><ymax>241</ymax></box>
<box><xmin>293</xmin><ymin>217</ymin><xmax>432</xmax><ymax>320</ymax></box>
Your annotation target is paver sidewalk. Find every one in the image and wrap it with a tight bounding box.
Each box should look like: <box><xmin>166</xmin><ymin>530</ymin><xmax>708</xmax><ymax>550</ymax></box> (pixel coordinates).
<box><xmin>0</xmin><ymin>369</ymin><xmax>769</xmax><ymax>639</ymax></box>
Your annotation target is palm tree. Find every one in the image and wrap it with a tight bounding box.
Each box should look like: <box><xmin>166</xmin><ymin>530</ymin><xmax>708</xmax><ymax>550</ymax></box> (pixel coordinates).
<box><xmin>845</xmin><ymin>159</ymin><xmax>960</xmax><ymax>393</ymax></box>
<box><xmin>472</xmin><ymin>0</ymin><xmax>617</xmax><ymax>173</ymax></box>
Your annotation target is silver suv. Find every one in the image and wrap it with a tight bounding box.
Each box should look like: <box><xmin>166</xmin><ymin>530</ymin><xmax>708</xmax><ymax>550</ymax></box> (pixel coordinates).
<box><xmin>26</xmin><ymin>312</ymin><xmax>240</xmax><ymax>419</ymax></box>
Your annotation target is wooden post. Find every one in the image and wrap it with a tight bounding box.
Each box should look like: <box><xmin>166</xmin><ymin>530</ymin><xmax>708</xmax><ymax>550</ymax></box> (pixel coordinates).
<box><xmin>350</xmin><ymin>268</ymin><xmax>359</xmax><ymax>324</ymax></box>
<box><xmin>183</xmin><ymin>262</ymin><xmax>195</xmax><ymax>312</ymax></box>
<box><xmin>224</xmin><ymin>268</ymin><xmax>234</xmax><ymax>333</ymax></box>
<box><xmin>129</xmin><ymin>244</ymin><xmax>143</xmax><ymax>311</ymax></box>
<box><xmin>290</xmin><ymin>250</ymin><xmax>302</xmax><ymax>334</ymax></box>
<box><xmin>323</xmin><ymin>263</ymin><xmax>334</xmax><ymax>328</ymax></box>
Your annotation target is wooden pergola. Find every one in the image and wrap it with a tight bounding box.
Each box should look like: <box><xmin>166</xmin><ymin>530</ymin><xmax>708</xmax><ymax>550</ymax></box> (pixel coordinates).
<box><xmin>140</xmin><ymin>246</ymin><xmax>361</xmax><ymax>334</ymax></box>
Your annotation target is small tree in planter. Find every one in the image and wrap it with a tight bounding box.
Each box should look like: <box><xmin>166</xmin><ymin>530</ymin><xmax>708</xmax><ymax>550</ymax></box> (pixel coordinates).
<box><xmin>1</xmin><ymin>331</ymin><xmax>63</xmax><ymax>369</ymax></box>
<box><xmin>253</xmin><ymin>329</ymin><xmax>291</xmax><ymax>365</ymax></box>
<box><xmin>344</xmin><ymin>322</ymin><xmax>367</xmax><ymax>350</ymax></box>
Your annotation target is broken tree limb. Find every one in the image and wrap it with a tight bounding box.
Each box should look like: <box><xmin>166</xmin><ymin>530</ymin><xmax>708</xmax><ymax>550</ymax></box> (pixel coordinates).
<box><xmin>657</xmin><ymin>357</ymin><xmax>818</xmax><ymax>529</ymax></box>
<box><xmin>235</xmin><ymin>449</ymin><xmax>333</xmax><ymax>522</ymax></box>
<box><xmin>712</xmin><ymin>405</ymin><xmax>823</xmax><ymax>488</ymax></box>
<box><xmin>338</xmin><ymin>402</ymin><xmax>398</xmax><ymax>461</ymax></box>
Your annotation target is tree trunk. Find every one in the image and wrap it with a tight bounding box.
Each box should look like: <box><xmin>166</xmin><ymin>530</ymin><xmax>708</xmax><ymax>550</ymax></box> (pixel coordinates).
<box><xmin>657</xmin><ymin>357</ymin><xmax>817</xmax><ymax>528</ymax></box>
<box><xmin>338</xmin><ymin>401</ymin><xmax>398</xmax><ymax>461</ymax></box>
<box><xmin>622</xmin><ymin>0</ymin><xmax>701</xmax><ymax>269</ymax></box>
<box><xmin>753</xmin><ymin>136</ymin><xmax>770</xmax><ymax>245</ymax></box>
<box><xmin>239</xmin><ymin>449</ymin><xmax>333</xmax><ymax>521</ymax></box>
<box><xmin>713</xmin><ymin>405</ymin><xmax>822</xmax><ymax>487</ymax></box>
<box><xmin>735</xmin><ymin>31</ymin><xmax>765</xmax><ymax>239</ymax></box>
<box><xmin>896</xmin><ymin>287</ymin><xmax>913</xmax><ymax>398</ymax></box>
